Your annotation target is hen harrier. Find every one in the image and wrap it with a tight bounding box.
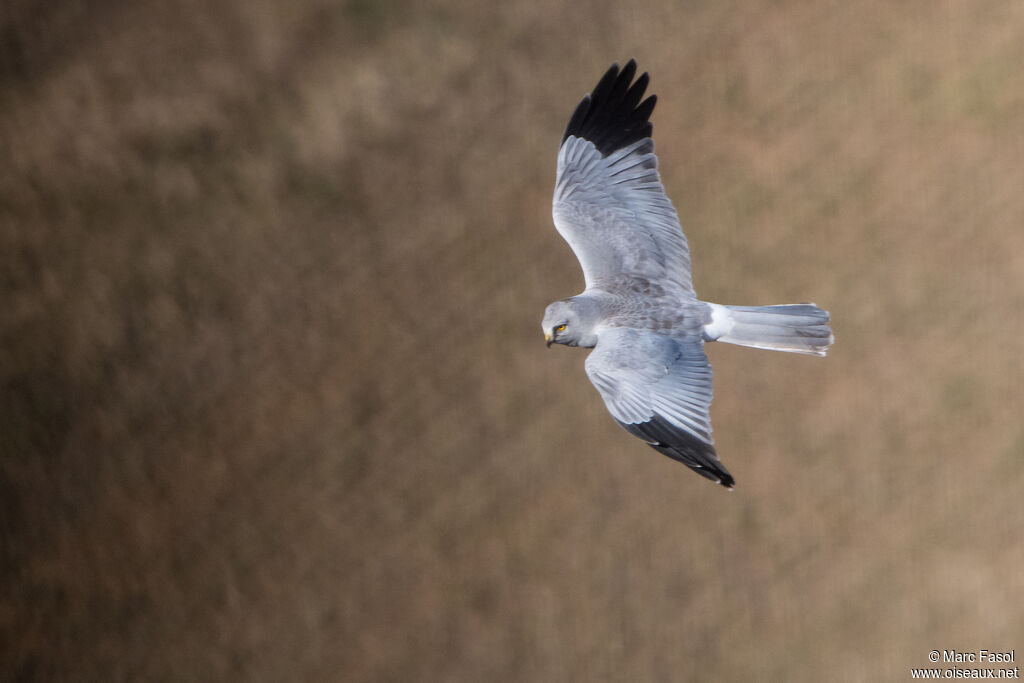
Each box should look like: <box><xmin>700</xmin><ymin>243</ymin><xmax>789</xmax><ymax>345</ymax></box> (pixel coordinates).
<box><xmin>542</xmin><ymin>60</ymin><xmax>832</xmax><ymax>488</ymax></box>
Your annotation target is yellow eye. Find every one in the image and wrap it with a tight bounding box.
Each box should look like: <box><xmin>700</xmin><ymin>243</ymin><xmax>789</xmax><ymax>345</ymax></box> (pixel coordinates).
<box><xmin>555</xmin><ymin>324</ymin><xmax>567</xmax><ymax>332</ymax></box>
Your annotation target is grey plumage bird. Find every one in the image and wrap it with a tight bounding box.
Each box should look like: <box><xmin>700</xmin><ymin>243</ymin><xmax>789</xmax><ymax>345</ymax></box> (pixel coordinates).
<box><xmin>542</xmin><ymin>60</ymin><xmax>833</xmax><ymax>488</ymax></box>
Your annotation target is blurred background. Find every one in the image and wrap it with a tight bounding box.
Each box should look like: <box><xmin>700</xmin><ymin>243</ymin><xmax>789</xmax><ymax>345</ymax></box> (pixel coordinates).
<box><xmin>2</xmin><ymin>0</ymin><xmax>1022</xmax><ymax>680</ymax></box>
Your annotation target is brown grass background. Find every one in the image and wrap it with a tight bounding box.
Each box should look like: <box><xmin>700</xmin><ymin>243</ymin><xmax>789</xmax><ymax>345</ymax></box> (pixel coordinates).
<box><xmin>2</xmin><ymin>1</ymin><xmax>1023</xmax><ymax>680</ymax></box>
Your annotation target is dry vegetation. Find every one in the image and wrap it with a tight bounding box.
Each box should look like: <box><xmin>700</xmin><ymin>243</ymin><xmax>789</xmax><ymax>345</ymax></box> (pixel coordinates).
<box><xmin>2</xmin><ymin>1</ymin><xmax>1023</xmax><ymax>681</ymax></box>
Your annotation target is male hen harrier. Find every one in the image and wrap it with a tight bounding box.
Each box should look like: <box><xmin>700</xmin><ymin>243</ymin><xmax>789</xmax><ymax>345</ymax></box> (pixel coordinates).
<box><xmin>542</xmin><ymin>60</ymin><xmax>832</xmax><ymax>488</ymax></box>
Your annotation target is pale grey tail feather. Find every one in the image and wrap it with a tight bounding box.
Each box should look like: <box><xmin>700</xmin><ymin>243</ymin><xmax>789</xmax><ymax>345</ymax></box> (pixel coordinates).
<box><xmin>705</xmin><ymin>303</ymin><xmax>833</xmax><ymax>356</ymax></box>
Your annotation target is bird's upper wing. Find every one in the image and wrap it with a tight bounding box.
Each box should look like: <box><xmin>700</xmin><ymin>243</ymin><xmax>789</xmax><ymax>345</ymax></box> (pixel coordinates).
<box><xmin>585</xmin><ymin>327</ymin><xmax>733</xmax><ymax>487</ymax></box>
<box><xmin>553</xmin><ymin>60</ymin><xmax>694</xmax><ymax>295</ymax></box>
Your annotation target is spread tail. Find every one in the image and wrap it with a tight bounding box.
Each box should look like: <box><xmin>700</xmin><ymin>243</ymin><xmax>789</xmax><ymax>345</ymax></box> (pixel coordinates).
<box><xmin>703</xmin><ymin>303</ymin><xmax>833</xmax><ymax>356</ymax></box>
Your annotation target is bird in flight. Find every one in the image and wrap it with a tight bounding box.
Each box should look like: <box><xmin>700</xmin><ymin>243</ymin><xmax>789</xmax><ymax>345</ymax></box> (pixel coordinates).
<box><xmin>542</xmin><ymin>60</ymin><xmax>833</xmax><ymax>488</ymax></box>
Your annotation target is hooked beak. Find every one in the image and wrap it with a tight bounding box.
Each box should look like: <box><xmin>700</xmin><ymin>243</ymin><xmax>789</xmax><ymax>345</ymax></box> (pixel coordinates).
<box><xmin>544</xmin><ymin>331</ymin><xmax>553</xmax><ymax>348</ymax></box>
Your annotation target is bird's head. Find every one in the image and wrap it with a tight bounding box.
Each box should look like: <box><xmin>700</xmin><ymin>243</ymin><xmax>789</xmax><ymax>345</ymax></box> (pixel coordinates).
<box><xmin>542</xmin><ymin>299</ymin><xmax>589</xmax><ymax>348</ymax></box>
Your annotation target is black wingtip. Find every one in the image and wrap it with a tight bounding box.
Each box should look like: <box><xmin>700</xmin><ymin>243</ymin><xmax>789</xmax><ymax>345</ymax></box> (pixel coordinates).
<box><xmin>692</xmin><ymin>459</ymin><xmax>735</xmax><ymax>489</ymax></box>
<box><xmin>618</xmin><ymin>415</ymin><xmax>735</xmax><ymax>489</ymax></box>
<box><xmin>561</xmin><ymin>59</ymin><xmax>657</xmax><ymax>156</ymax></box>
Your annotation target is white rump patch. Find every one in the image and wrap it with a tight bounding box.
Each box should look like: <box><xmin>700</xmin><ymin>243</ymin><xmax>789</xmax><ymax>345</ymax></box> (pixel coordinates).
<box><xmin>703</xmin><ymin>303</ymin><xmax>735</xmax><ymax>340</ymax></box>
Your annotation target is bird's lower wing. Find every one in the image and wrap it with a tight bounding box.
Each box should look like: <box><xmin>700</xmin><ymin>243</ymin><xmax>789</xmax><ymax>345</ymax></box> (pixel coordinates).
<box><xmin>585</xmin><ymin>328</ymin><xmax>734</xmax><ymax>488</ymax></box>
